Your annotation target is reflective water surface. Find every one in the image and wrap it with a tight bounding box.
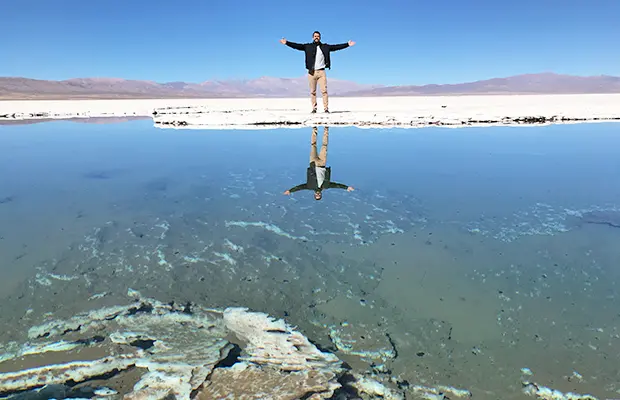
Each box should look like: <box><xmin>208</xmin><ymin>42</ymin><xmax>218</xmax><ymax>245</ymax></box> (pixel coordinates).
<box><xmin>1</xmin><ymin>119</ymin><xmax>619</xmax><ymax>399</ymax></box>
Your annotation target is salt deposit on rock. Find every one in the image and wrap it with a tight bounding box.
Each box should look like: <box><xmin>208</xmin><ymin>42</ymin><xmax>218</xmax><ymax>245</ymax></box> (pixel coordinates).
<box><xmin>1</xmin><ymin>94</ymin><xmax>620</xmax><ymax>129</ymax></box>
<box><xmin>521</xmin><ymin>381</ymin><xmax>599</xmax><ymax>400</ymax></box>
<box><xmin>222</xmin><ymin>306</ymin><xmax>341</xmax><ymax>371</ymax></box>
<box><xmin>410</xmin><ymin>384</ymin><xmax>472</xmax><ymax>399</ymax></box>
<box><xmin>328</xmin><ymin>323</ymin><xmax>397</xmax><ymax>363</ymax></box>
<box><xmin>350</xmin><ymin>373</ymin><xmax>405</xmax><ymax>400</ymax></box>
<box><xmin>0</xmin><ymin>290</ymin><xmax>404</xmax><ymax>399</ymax></box>
<box><xmin>1</xmin><ymin>290</ymin><xmax>610</xmax><ymax>399</ymax></box>
<box><xmin>520</xmin><ymin>369</ymin><xmax>600</xmax><ymax>400</ymax></box>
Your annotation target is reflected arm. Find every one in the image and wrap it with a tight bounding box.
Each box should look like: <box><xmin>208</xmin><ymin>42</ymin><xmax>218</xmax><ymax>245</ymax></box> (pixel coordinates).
<box><xmin>288</xmin><ymin>183</ymin><xmax>308</xmax><ymax>193</ymax></box>
<box><xmin>326</xmin><ymin>182</ymin><xmax>349</xmax><ymax>189</ymax></box>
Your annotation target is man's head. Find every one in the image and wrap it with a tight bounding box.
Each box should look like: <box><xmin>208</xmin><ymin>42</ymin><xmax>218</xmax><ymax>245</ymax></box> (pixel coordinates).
<box><xmin>313</xmin><ymin>31</ymin><xmax>321</xmax><ymax>43</ymax></box>
<box><xmin>314</xmin><ymin>190</ymin><xmax>322</xmax><ymax>200</ymax></box>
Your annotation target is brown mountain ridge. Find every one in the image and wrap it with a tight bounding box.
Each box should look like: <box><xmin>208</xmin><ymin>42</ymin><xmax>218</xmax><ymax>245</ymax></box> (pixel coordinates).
<box><xmin>0</xmin><ymin>73</ymin><xmax>618</xmax><ymax>100</ymax></box>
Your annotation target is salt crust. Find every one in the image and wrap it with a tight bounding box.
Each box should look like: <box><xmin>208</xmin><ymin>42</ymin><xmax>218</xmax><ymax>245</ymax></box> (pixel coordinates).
<box><xmin>0</xmin><ymin>290</ymin><xmax>401</xmax><ymax>399</ymax></box>
<box><xmin>1</xmin><ymin>94</ymin><xmax>619</xmax><ymax>130</ymax></box>
<box><xmin>0</xmin><ymin>292</ymin><xmax>601</xmax><ymax>399</ymax></box>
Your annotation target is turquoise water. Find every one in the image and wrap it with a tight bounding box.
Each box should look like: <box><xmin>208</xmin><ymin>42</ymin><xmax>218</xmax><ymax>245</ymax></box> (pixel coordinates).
<box><xmin>1</xmin><ymin>120</ymin><xmax>619</xmax><ymax>398</ymax></box>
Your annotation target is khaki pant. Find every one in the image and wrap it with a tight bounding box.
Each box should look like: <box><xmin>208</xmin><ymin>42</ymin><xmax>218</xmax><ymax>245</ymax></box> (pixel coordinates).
<box><xmin>310</xmin><ymin>126</ymin><xmax>329</xmax><ymax>167</ymax></box>
<box><xmin>308</xmin><ymin>69</ymin><xmax>328</xmax><ymax>111</ymax></box>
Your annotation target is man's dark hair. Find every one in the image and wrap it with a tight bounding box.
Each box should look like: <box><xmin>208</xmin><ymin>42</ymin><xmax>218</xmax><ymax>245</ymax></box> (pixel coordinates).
<box><xmin>313</xmin><ymin>31</ymin><xmax>321</xmax><ymax>36</ymax></box>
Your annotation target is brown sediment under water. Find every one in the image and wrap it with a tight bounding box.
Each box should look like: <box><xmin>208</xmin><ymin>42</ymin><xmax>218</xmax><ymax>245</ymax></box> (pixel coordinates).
<box><xmin>0</xmin><ymin>120</ymin><xmax>619</xmax><ymax>399</ymax></box>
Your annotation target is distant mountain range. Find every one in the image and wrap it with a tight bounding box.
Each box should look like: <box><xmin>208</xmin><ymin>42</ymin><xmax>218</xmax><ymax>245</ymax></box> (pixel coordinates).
<box><xmin>1</xmin><ymin>73</ymin><xmax>619</xmax><ymax>100</ymax></box>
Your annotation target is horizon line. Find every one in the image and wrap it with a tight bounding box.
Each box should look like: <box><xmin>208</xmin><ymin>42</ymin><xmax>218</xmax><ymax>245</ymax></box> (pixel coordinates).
<box><xmin>1</xmin><ymin>71</ymin><xmax>619</xmax><ymax>88</ymax></box>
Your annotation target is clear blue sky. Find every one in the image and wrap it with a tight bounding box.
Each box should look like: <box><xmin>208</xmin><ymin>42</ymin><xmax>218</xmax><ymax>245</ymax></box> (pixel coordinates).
<box><xmin>2</xmin><ymin>0</ymin><xmax>618</xmax><ymax>85</ymax></box>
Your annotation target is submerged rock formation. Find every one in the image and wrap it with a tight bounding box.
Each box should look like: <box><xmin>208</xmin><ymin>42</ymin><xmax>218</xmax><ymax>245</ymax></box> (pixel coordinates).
<box><xmin>0</xmin><ymin>290</ymin><xmax>404</xmax><ymax>400</ymax></box>
<box><xmin>580</xmin><ymin>210</ymin><xmax>620</xmax><ymax>228</ymax></box>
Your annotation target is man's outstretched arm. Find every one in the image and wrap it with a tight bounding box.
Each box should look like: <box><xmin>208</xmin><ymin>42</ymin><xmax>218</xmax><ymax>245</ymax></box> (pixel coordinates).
<box><xmin>284</xmin><ymin>183</ymin><xmax>308</xmax><ymax>195</ymax></box>
<box><xmin>326</xmin><ymin>182</ymin><xmax>354</xmax><ymax>191</ymax></box>
<box><xmin>329</xmin><ymin>40</ymin><xmax>355</xmax><ymax>51</ymax></box>
<box><xmin>280</xmin><ymin>38</ymin><xmax>305</xmax><ymax>50</ymax></box>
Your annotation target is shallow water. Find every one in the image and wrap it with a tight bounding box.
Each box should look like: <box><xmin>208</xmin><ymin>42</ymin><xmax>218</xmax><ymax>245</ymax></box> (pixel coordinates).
<box><xmin>1</xmin><ymin>120</ymin><xmax>619</xmax><ymax>398</ymax></box>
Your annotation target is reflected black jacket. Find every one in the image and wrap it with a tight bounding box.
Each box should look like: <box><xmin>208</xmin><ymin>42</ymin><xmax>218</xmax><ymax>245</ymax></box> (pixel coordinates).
<box><xmin>288</xmin><ymin>164</ymin><xmax>349</xmax><ymax>192</ymax></box>
<box><xmin>285</xmin><ymin>41</ymin><xmax>349</xmax><ymax>71</ymax></box>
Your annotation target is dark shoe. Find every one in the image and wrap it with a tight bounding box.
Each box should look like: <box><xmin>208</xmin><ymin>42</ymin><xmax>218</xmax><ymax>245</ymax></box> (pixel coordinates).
<box><xmin>311</xmin><ymin>109</ymin><xmax>317</xmax><ymax>113</ymax></box>
<box><xmin>324</xmin><ymin>109</ymin><xmax>330</xmax><ymax>113</ymax></box>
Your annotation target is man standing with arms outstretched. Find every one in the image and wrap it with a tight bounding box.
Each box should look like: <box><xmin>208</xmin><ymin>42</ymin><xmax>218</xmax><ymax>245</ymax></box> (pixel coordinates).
<box><xmin>280</xmin><ymin>31</ymin><xmax>355</xmax><ymax>113</ymax></box>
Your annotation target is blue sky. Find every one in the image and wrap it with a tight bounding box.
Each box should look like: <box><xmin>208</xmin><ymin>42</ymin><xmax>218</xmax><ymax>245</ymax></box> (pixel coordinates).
<box><xmin>2</xmin><ymin>0</ymin><xmax>618</xmax><ymax>85</ymax></box>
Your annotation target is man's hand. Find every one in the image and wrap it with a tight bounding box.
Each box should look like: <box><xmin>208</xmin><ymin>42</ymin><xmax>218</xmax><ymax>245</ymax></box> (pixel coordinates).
<box><xmin>347</xmin><ymin>186</ymin><xmax>354</xmax><ymax>192</ymax></box>
<box><xmin>280</xmin><ymin>38</ymin><xmax>287</xmax><ymax>45</ymax></box>
<box><xmin>283</xmin><ymin>190</ymin><xmax>291</xmax><ymax>195</ymax></box>
<box><xmin>348</xmin><ymin>40</ymin><xmax>356</xmax><ymax>46</ymax></box>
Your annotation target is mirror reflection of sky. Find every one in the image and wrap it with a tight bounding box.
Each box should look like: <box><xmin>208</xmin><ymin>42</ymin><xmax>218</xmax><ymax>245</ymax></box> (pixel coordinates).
<box><xmin>2</xmin><ymin>120</ymin><xmax>619</xmax><ymax>239</ymax></box>
<box><xmin>1</xmin><ymin>120</ymin><xmax>620</xmax><ymax>398</ymax></box>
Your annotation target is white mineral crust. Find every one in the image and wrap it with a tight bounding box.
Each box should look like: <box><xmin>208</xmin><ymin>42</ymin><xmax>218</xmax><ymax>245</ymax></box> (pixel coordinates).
<box><xmin>1</xmin><ymin>94</ymin><xmax>619</xmax><ymax>129</ymax></box>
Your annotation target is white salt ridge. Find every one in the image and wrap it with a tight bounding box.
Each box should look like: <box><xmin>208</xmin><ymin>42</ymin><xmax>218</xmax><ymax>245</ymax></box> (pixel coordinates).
<box><xmin>182</xmin><ymin>255</ymin><xmax>204</xmax><ymax>263</ymax></box>
<box><xmin>0</xmin><ymin>340</ymin><xmax>83</xmax><ymax>365</ymax></box>
<box><xmin>225</xmin><ymin>220</ymin><xmax>309</xmax><ymax>241</ymax></box>
<box><xmin>411</xmin><ymin>384</ymin><xmax>472</xmax><ymax>399</ymax></box>
<box><xmin>222</xmin><ymin>307</ymin><xmax>341</xmax><ymax>371</ymax></box>
<box><xmin>261</xmin><ymin>253</ymin><xmax>290</xmax><ymax>266</ymax></box>
<box><xmin>351</xmin><ymin>373</ymin><xmax>404</xmax><ymax>400</ymax></box>
<box><xmin>348</xmin><ymin>222</ymin><xmax>364</xmax><ymax>243</ymax></box>
<box><xmin>0</xmin><ymin>98</ymin><xmax>188</xmax><ymax>119</ymax></box>
<box><xmin>2</xmin><ymin>94</ymin><xmax>620</xmax><ymax>129</ymax></box>
<box><xmin>571</xmin><ymin>371</ymin><xmax>584</xmax><ymax>382</ymax></box>
<box><xmin>156</xmin><ymin>247</ymin><xmax>172</xmax><ymax>271</ymax></box>
<box><xmin>21</xmin><ymin>340</ymin><xmax>82</xmax><ymax>356</ymax></box>
<box><xmin>519</xmin><ymin>368</ymin><xmax>601</xmax><ymax>400</ymax></box>
<box><xmin>47</xmin><ymin>273</ymin><xmax>79</xmax><ymax>281</ymax></box>
<box><xmin>34</xmin><ymin>273</ymin><xmax>52</xmax><ymax>286</ymax></box>
<box><xmin>0</xmin><ymin>356</ymin><xmax>137</xmax><ymax>394</ymax></box>
<box><xmin>93</xmin><ymin>387</ymin><xmax>118</xmax><ymax>396</ymax></box>
<box><xmin>149</xmin><ymin>94</ymin><xmax>620</xmax><ymax>129</ymax></box>
<box><xmin>155</xmin><ymin>221</ymin><xmax>170</xmax><ymax>239</ymax></box>
<box><xmin>223</xmin><ymin>238</ymin><xmax>244</xmax><ymax>252</ymax></box>
<box><xmin>328</xmin><ymin>326</ymin><xmax>397</xmax><ymax>362</ymax></box>
<box><xmin>305</xmin><ymin>225</ymin><xmax>343</xmax><ymax>236</ymax></box>
<box><xmin>522</xmin><ymin>382</ymin><xmax>598</xmax><ymax>400</ymax></box>
<box><xmin>0</xmin><ymin>342</ymin><xmax>19</xmax><ymax>364</ymax></box>
<box><xmin>466</xmin><ymin>203</ymin><xmax>620</xmax><ymax>243</ymax></box>
<box><xmin>88</xmin><ymin>292</ymin><xmax>108</xmax><ymax>300</ymax></box>
<box><xmin>212</xmin><ymin>251</ymin><xmax>237</xmax><ymax>266</ymax></box>
<box><xmin>26</xmin><ymin>304</ymin><xmax>130</xmax><ymax>339</ymax></box>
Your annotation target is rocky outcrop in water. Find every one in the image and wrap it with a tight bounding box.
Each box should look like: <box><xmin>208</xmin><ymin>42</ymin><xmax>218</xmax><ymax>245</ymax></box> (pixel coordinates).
<box><xmin>0</xmin><ymin>290</ymin><xmax>404</xmax><ymax>400</ymax></box>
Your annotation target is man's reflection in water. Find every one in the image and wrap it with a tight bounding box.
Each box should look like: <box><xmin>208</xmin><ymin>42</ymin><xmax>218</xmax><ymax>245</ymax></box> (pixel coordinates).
<box><xmin>284</xmin><ymin>126</ymin><xmax>354</xmax><ymax>200</ymax></box>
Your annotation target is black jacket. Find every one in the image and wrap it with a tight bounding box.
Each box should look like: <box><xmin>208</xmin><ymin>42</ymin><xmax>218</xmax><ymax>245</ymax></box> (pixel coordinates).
<box><xmin>285</xmin><ymin>41</ymin><xmax>349</xmax><ymax>71</ymax></box>
<box><xmin>288</xmin><ymin>163</ymin><xmax>349</xmax><ymax>192</ymax></box>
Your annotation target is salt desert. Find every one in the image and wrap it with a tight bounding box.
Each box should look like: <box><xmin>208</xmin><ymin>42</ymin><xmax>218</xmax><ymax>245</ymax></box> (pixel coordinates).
<box><xmin>2</xmin><ymin>93</ymin><xmax>620</xmax><ymax>129</ymax></box>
